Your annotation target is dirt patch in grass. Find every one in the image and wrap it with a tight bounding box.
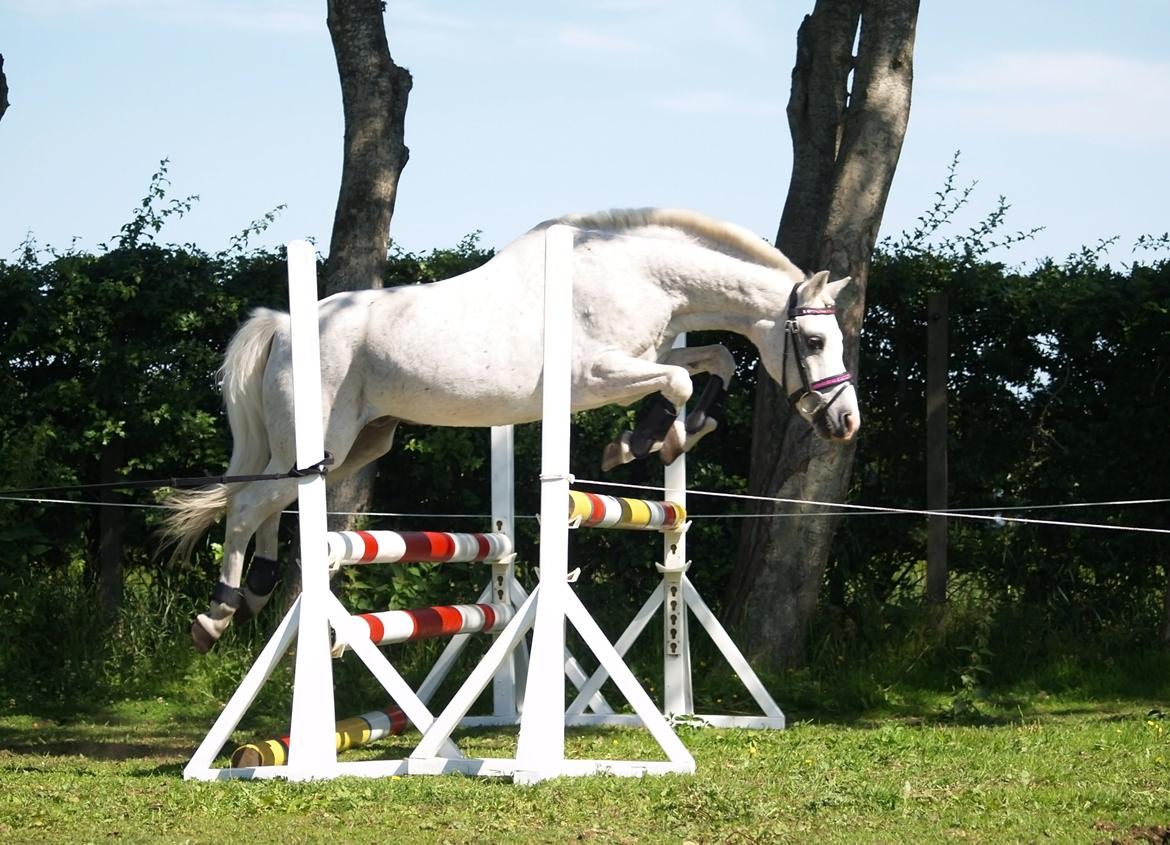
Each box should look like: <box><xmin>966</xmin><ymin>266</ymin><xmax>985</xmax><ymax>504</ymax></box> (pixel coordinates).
<box><xmin>1095</xmin><ymin>821</ymin><xmax>1170</xmax><ymax>845</ymax></box>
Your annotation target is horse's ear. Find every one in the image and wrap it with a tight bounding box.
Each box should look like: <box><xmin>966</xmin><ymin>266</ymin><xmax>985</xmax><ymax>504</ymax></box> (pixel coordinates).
<box><xmin>825</xmin><ymin>276</ymin><xmax>853</xmax><ymax>301</ymax></box>
<box><xmin>804</xmin><ymin>270</ymin><xmax>830</xmax><ymax>299</ymax></box>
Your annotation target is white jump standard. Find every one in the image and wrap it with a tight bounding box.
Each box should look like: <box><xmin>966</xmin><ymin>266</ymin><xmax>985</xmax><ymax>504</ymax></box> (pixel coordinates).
<box><xmin>567</xmin><ymin>369</ymin><xmax>784</xmax><ymax>730</ymax></box>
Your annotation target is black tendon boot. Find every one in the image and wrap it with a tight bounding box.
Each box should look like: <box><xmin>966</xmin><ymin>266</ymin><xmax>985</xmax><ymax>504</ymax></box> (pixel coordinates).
<box><xmin>233</xmin><ymin>556</ymin><xmax>281</xmax><ymax>625</ymax></box>
<box><xmin>629</xmin><ymin>395</ymin><xmax>679</xmax><ymax>459</ymax></box>
<box><xmin>685</xmin><ymin>375</ymin><xmax>726</xmax><ymax>434</ymax></box>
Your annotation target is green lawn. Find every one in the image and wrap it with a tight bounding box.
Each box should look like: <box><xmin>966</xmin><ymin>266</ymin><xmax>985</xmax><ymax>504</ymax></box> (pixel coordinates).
<box><xmin>2</xmin><ymin>693</ymin><xmax>1169</xmax><ymax>844</ymax></box>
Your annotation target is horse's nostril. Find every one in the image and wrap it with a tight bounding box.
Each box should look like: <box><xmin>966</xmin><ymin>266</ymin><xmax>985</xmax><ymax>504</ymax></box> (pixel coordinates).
<box><xmin>842</xmin><ymin>413</ymin><xmax>857</xmax><ymax>438</ymax></box>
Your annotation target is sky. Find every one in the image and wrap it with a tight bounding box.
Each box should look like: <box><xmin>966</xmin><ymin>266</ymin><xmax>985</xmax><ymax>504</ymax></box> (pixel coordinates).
<box><xmin>2</xmin><ymin>0</ymin><xmax>1168</xmax><ymax>270</ymax></box>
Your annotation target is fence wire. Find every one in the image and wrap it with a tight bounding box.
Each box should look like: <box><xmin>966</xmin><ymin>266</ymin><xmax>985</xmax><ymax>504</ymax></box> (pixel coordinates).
<box><xmin>2</xmin><ymin>487</ymin><xmax>1166</xmax><ymax>536</ymax></box>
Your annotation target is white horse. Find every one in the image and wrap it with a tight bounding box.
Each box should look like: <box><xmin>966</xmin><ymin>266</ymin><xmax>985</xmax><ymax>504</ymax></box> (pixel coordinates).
<box><xmin>163</xmin><ymin>209</ymin><xmax>861</xmax><ymax>652</ymax></box>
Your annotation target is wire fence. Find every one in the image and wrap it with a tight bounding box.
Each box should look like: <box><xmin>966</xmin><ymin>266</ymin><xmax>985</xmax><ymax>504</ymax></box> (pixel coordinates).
<box><xmin>2</xmin><ymin>480</ymin><xmax>1166</xmax><ymax>536</ymax></box>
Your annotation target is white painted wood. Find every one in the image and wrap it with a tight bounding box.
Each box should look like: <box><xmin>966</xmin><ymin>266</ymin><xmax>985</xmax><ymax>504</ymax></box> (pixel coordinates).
<box><xmin>662</xmin><ymin>334</ymin><xmax>693</xmax><ymax>717</ymax></box>
<box><xmin>183</xmin><ymin>599</ymin><xmax>301</xmax><ymax>780</ymax></box>
<box><xmin>515</xmin><ymin>224</ymin><xmax>574</xmax><ymax>772</ymax></box>
<box><xmin>197</xmin><ymin>757</ymin><xmax>690</xmax><ymax>782</ymax></box>
<box><xmin>681</xmin><ymin>576</ymin><xmax>785</xmax><ymax>724</ymax></box>
<box><xmin>490</xmin><ymin>424</ymin><xmax>520</xmax><ymax>720</ymax></box>
<box><xmin>284</xmin><ymin>240</ymin><xmax>339</xmax><ymax>781</ymax></box>
<box><xmin>563</xmin><ymin>590</ymin><xmax>695</xmax><ymax>773</ymax></box>
<box><xmin>490</xmin><ymin>425</ymin><xmax>516</xmax><ymax>539</ymax></box>
<box><xmin>413</xmin><ymin>587</ymin><xmax>540</xmax><ymax>759</ymax></box>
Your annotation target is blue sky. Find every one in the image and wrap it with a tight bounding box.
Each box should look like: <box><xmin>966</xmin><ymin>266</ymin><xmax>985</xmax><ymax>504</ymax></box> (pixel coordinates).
<box><xmin>2</xmin><ymin>1</ymin><xmax>1168</xmax><ymax>269</ymax></box>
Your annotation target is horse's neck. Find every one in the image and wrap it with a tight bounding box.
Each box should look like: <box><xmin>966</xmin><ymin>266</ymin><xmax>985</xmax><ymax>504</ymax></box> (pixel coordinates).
<box><xmin>650</xmin><ymin>241</ymin><xmax>799</xmax><ymax>333</ymax></box>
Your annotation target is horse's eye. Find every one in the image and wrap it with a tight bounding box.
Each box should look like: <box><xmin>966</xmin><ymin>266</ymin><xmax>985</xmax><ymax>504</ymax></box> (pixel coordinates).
<box><xmin>806</xmin><ymin>335</ymin><xmax>825</xmax><ymax>351</ymax></box>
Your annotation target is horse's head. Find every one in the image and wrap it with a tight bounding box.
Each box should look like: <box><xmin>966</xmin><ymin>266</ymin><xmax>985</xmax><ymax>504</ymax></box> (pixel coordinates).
<box><xmin>760</xmin><ymin>270</ymin><xmax>860</xmax><ymax>442</ymax></box>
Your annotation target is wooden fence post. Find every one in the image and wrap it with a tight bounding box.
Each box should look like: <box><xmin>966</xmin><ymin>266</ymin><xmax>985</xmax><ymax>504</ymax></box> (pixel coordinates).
<box><xmin>926</xmin><ymin>290</ymin><xmax>949</xmax><ymax>606</ymax></box>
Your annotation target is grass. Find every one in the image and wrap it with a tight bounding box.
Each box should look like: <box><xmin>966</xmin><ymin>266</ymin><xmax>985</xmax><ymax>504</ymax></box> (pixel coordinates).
<box><xmin>4</xmin><ymin>573</ymin><xmax>1170</xmax><ymax>843</ymax></box>
<box><xmin>3</xmin><ymin>689</ymin><xmax>1170</xmax><ymax>844</ymax></box>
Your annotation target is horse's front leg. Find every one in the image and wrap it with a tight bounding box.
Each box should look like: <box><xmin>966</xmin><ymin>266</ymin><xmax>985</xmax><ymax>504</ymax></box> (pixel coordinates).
<box><xmin>660</xmin><ymin>344</ymin><xmax>735</xmax><ymax>464</ymax></box>
<box><xmin>591</xmin><ymin>353</ymin><xmax>694</xmax><ymax>472</ymax></box>
<box><xmin>599</xmin><ymin>344</ymin><xmax>735</xmax><ymax>471</ymax></box>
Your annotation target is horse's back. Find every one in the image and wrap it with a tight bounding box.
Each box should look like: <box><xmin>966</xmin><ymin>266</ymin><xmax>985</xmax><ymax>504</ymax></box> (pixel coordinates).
<box><xmin>309</xmin><ymin>246</ymin><xmax>547</xmax><ymax>426</ymax></box>
<box><xmin>302</xmin><ymin>224</ymin><xmax>677</xmax><ymax>428</ymax></box>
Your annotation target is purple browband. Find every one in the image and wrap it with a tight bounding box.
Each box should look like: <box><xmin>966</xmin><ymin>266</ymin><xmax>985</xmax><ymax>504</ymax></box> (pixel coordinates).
<box><xmin>795</xmin><ymin>307</ymin><xmax>836</xmax><ymax>316</ymax></box>
<box><xmin>810</xmin><ymin>372</ymin><xmax>852</xmax><ymax>391</ymax></box>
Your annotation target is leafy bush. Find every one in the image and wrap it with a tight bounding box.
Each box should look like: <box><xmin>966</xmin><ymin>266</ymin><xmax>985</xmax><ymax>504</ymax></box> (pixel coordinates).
<box><xmin>2</xmin><ymin>160</ymin><xmax>1167</xmax><ymax>711</ymax></box>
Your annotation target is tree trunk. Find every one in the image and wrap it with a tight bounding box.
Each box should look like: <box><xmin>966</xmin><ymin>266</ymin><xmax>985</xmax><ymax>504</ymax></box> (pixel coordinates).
<box><xmin>325</xmin><ymin>0</ymin><xmax>412</xmax><ymax>295</ymax></box>
<box><xmin>322</xmin><ymin>0</ymin><xmax>412</xmax><ymax>530</ymax></box>
<box><xmin>0</xmin><ymin>54</ymin><xmax>10</xmax><ymax>124</ymax></box>
<box><xmin>725</xmin><ymin>0</ymin><xmax>919</xmax><ymax>669</ymax></box>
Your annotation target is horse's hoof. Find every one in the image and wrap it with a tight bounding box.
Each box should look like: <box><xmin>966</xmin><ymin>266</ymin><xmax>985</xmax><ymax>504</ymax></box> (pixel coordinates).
<box><xmin>191</xmin><ymin>618</ymin><xmax>218</xmax><ymax>654</ymax></box>
<box><xmin>601</xmin><ymin>441</ymin><xmax>624</xmax><ymax>472</ymax></box>
<box><xmin>601</xmin><ymin>432</ymin><xmax>636</xmax><ymax>471</ymax></box>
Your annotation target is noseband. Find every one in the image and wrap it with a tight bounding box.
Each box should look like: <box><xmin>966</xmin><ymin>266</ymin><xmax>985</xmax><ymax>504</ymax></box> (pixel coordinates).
<box><xmin>783</xmin><ymin>284</ymin><xmax>853</xmax><ymax>417</ymax></box>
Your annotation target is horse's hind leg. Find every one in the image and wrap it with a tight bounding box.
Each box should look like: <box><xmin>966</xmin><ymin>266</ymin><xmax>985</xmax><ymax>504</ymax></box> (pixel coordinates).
<box><xmin>231</xmin><ymin>512</ymin><xmax>282</xmax><ymax>626</ymax></box>
<box><xmin>191</xmin><ymin>477</ymin><xmax>299</xmax><ymax>653</ymax></box>
<box><xmin>192</xmin><ymin>418</ymin><xmax>399</xmax><ymax>648</ymax></box>
<box><xmin>326</xmin><ymin>416</ymin><xmax>399</xmax><ymax>486</ymax></box>
<box><xmin>235</xmin><ymin>418</ymin><xmax>399</xmax><ymax>624</ymax></box>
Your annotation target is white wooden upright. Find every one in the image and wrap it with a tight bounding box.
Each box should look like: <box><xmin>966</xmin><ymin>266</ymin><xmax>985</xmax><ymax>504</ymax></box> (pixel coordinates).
<box><xmin>661</xmin><ymin>336</ymin><xmax>694</xmax><ymax>717</ymax></box>
<box><xmin>514</xmin><ymin>224</ymin><xmax>575</xmax><ymax>774</ymax></box>
<box><xmin>284</xmin><ymin>240</ymin><xmax>339</xmax><ymax>780</ymax></box>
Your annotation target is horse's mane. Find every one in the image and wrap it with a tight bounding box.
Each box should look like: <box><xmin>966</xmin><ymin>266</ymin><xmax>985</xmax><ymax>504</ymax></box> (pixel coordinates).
<box><xmin>539</xmin><ymin>208</ymin><xmax>803</xmax><ymax>278</ymax></box>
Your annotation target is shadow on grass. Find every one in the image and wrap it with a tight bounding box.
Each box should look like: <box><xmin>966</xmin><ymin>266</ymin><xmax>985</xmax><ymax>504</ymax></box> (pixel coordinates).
<box><xmin>779</xmin><ymin>694</ymin><xmax>1170</xmax><ymax>731</ymax></box>
<box><xmin>0</xmin><ymin>705</ymin><xmax>209</xmax><ymax>764</ymax></box>
<box><xmin>0</xmin><ymin>730</ymin><xmax>194</xmax><ymax>762</ymax></box>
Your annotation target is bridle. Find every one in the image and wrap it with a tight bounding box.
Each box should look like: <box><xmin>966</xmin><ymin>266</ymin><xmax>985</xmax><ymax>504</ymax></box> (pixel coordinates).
<box><xmin>783</xmin><ymin>283</ymin><xmax>853</xmax><ymax>418</ymax></box>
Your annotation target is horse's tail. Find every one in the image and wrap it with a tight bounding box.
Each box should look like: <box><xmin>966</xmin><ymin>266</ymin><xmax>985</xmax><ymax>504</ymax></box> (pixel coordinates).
<box><xmin>160</xmin><ymin>308</ymin><xmax>289</xmax><ymax>562</ymax></box>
